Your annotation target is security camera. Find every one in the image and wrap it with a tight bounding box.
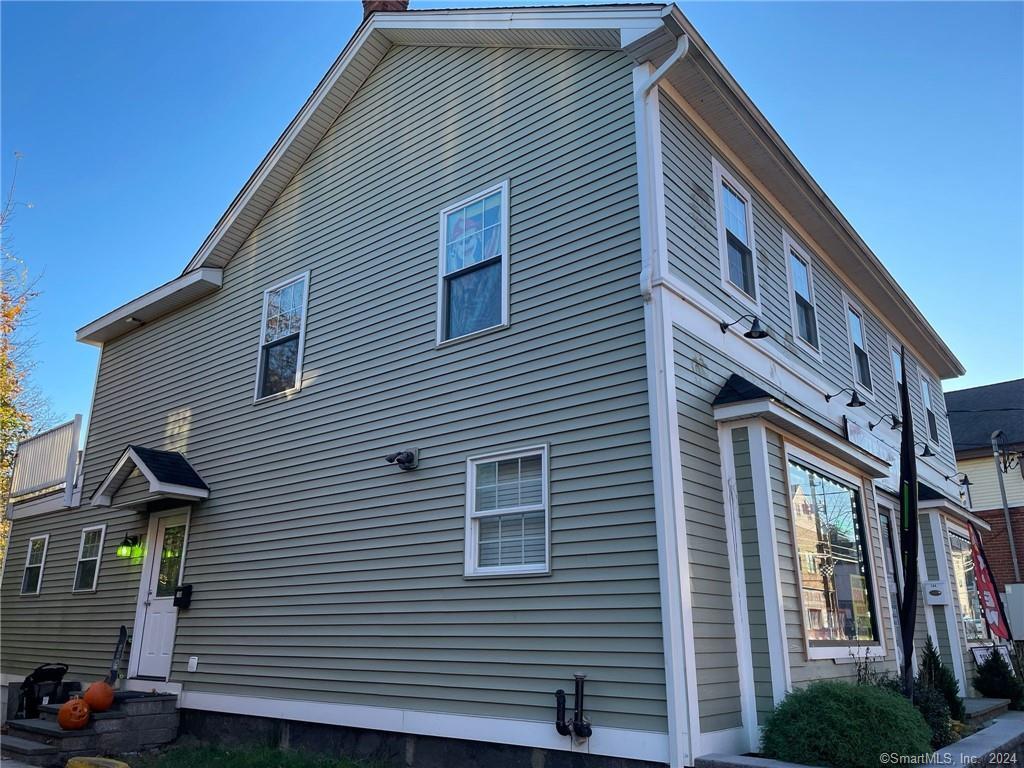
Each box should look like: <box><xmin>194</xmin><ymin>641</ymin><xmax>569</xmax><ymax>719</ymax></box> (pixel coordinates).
<box><xmin>384</xmin><ymin>449</ymin><xmax>418</xmax><ymax>470</ymax></box>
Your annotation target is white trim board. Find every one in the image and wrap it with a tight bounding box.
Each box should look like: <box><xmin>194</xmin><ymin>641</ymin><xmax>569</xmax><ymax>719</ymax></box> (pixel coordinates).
<box><xmin>176</xmin><ymin>690</ymin><xmax>669</xmax><ymax>763</ymax></box>
<box><xmin>634</xmin><ymin>60</ymin><xmax>694</xmax><ymax>768</ymax></box>
<box><xmin>656</xmin><ymin>274</ymin><xmax>960</xmax><ymax>501</ymax></box>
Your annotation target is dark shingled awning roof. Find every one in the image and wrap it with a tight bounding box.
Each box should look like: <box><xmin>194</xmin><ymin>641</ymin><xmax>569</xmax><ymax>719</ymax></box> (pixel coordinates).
<box><xmin>712</xmin><ymin>374</ymin><xmax>774</xmax><ymax>407</ymax></box>
<box><xmin>91</xmin><ymin>444</ymin><xmax>209</xmax><ymax>507</ymax></box>
<box><xmin>945</xmin><ymin>378</ymin><xmax>1024</xmax><ymax>454</ymax></box>
<box><xmin>127</xmin><ymin>445</ymin><xmax>209</xmax><ymax>491</ymax></box>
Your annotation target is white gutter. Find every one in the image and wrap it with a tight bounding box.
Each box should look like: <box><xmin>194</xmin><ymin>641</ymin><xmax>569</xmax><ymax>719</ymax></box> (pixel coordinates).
<box><xmin>636</xmin><ymin>31</ymin><xmax>689</xmax><ymax>302</ymax></box>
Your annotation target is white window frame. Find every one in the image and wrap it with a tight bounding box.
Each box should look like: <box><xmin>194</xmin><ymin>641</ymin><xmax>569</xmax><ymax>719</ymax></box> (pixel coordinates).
<box><xmin>888</xmin><ymin>336</ymin><xmax>905</xmax><ymax>416</ymax></box>
<box><xmin>253</xmin><ymin>271</ymin><xmax>310</xmax><ymax>403</ymax></box>
<box><xmin>920</xmin><ymin>375</ymin><xmax>941</xmax><ymax>448</ymax></box>
<box><xmin>72</xmin><ymin>524</ymin><xmax>106</xmax><ymax>593</ymax></box>
<box><xmin>464</xmin><ymin>444</ymin><xmax>549</xmax><ymax>577</ymax></box>
<box><xmin>946</xmin><ymin>521</ymin><xmax>990</xmax><ymax>647</ymax></box>
<box><xmin>712</xmin><ymin>158</ymin><xmax>761</xmax><ymax>313</ymax></box>
<box><xmin>783</xmin><ymin>233</ymin><xmax>821</xmax><ymax>357</ymax></box>
<box><xmin>877</xmin><ymin>505</ymin><xmax>904</xmax><ymax>665</ymax></box>
<box><xmin>783</xmin><ymin>441</ymin><xmax>886</xmax><ymax>660</ymax></box>
<box><xmin>19</xmin><ymin>534</ymin><xmax>49</xmax><ymax>596</ymax></box>
<box><xmin>435</xmin><ymin>180</ymin><xmax>511</xmax><ymax>346</ymax></box>
<box><xmin>843</xmin><ymin>293</ymin><xmax>876</xmax><ymax>399</ymax></box>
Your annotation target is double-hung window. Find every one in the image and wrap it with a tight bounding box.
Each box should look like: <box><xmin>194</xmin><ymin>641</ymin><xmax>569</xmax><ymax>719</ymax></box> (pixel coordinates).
<box><xmin>787</xmin><ymin>458</ymin><xmax>878</xmax><ymax>649</ymax></box>
<box><xmin>256</xmin><ymin>273</ymin><xmax>309</xmax><ymax>400</ymax></box>
<box><xmin>890</xmin><ymin>343</ymin><xmax>905</xmax><ymax>414</ymax></box>
<box><xmin>846</xmin><ymin>303</ymin><xmax>873</xmax><ymax>392</ymax></box>
<box><xmin>713</xmin><ymin>160</ymin><xmax>758</xmax><ymax>305</ymax></box>
<box><xmin>20</xmin><ymin>535</ymin><xmax>49</xmax><ymax>595</ymax></box>
<box><xmin>73</xmin><ymin>525</ymin><xmax>106</xmax><ymax>592</ymax></box>
<box><xmin>948</xmin><ymin>530</ymin><xmax>989</xmax><ymax>643</ymax></box>
<box><xmin>921</xmin><ymin>377</ymin><xmax>940</xmax><ymax>444</ymax></box>
<box><xmin>786</xmin><ymin>238</ymin><xmax>819</xmax><ymax>350</ymax></box>
<box><xmin>465</xmin><ymin>446</ymin><xmax>548</xmax><ymax>576</ymax></box>
<box><xmin>438</xmin><ymin>182</ymin><xmax>509</xmax><ymax>343</ymax></box>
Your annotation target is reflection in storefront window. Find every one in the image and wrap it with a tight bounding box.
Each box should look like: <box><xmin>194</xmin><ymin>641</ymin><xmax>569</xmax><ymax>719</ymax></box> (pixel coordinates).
<box><xmin>949</xmin><ymin>532</ymin><xmax>989</xmax><ymax>643</ymax></box>
<box><xmin>788</xmin><ymin>460</ymin><xmax>878</xmax><ymax>645</ymax></box>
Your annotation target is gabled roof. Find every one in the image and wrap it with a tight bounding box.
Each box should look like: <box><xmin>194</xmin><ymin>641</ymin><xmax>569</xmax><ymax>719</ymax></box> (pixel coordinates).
<box><xmin>946</xmin><ymin>378</ymin><xmax>1024</xmax><ymax>454</ymax></box>
<box><xmin>91</xmin><ymin>445</ymin><xmax>209</xmax><ymax>507</ymax></box>
<box><xmin>712</xmin><ymin>374</ymin><xmax>773</xmax><ymax>407</ymax></box>
<box><xmin>77</xmin><ymin>3</ymin><xmax>964</xmax><ymax>381</ymax></box>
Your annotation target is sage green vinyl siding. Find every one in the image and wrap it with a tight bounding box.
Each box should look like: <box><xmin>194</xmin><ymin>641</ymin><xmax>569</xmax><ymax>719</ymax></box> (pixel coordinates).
<box><xmin>920</xmin><ymin>513</ymin><xmax>957</xmax><ymax>673</ymax></box>
<box><xmin>659</xmin><ymin>90</ymin><xmax>958</xmax><ymax>478</ymax></box>
<box><xmin>732</xmin><ymin>427</ymin><xmax>773</xmax><ymax>723</ymax></box>
<box><xmin>0</xmin><ymin>509</ymin><xmax>148</xmax><ymax>684</ymax></box>
<box><xmin>765</xmin><ymin>429</ymin><xmax>901</xmax><ymax>685</ymax></box>
<box><xmin>1</xmin><ymin>45</ymin><xmax>667</xmax><ymax>733</ymax></box>
<box><xmin>673</xmin><ymin>327</ymin><xmax>743</xmax><ymax>733</ymax></box>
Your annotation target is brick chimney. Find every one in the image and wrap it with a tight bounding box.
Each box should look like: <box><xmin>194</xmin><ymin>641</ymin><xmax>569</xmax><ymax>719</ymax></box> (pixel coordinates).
<box><xmin>363</xmin><ymin>0</ymin><xmax>409</xmax><ymax>19</ymax></box>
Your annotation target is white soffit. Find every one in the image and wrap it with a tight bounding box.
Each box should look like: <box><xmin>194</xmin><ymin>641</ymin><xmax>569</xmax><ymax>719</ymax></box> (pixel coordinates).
<box><xmin>76</xmin><ymin>268</ymin><xmax>222</xmax><ymax>345</ymax></box>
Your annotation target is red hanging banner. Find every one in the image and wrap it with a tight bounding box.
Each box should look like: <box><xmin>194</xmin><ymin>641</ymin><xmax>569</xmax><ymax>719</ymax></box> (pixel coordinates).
<box><xmin>969</xmin><ymin>525</ymin><xmax>1012</xmax><ymax>640</ymax></box>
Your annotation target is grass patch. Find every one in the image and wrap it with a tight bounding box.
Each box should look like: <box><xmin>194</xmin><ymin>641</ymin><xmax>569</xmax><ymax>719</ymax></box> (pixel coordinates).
<box><xmin>130</xmin><ymin>745</ymin><xmax>381</xmax><ymax>768</ymax></box>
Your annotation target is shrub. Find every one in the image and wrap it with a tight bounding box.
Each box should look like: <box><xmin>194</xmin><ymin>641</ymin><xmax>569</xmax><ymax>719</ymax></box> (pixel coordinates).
<box><xmin>761</xmin><ymin>680</ymin><xmax>932</xmax><ymax>768</ymax></box>
<box><xmin>914</xmin><ymin>684</ymin><xmax>956</xmax><ymax>748</ymax></box>
<box><xmin>974</xmin><ymin>647</ymin><xmax>1024</xmax><ymax>709</ymax></box>
<box><xmin>918</xmin><ymin>637</ymin><xmax>966</xmax><ymax>720</ymax></box>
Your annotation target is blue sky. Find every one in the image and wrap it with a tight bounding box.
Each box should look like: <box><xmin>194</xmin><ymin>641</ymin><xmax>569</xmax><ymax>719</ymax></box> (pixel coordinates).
<box><xmin>2</xmin><ymin>1</ymin><xmax>1022</xmax><ymax>427</ymax></box>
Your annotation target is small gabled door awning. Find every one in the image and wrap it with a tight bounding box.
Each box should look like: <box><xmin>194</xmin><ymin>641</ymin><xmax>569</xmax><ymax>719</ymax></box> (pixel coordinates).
<box><xmin>91</xmin><ymin>445</ymin><xmax>209</xmax><ymax>508</ymax></box>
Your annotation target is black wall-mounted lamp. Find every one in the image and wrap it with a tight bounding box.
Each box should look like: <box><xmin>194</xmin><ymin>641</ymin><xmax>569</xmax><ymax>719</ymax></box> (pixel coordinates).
<box><xmin>944</xmin><ymin>472</ymin><xmax>972</xmax><ymax>489</ymax></box>
<box><xmin>824</xmin><ymin>387</ymin><xmax>866</xmax><ymax>408</ymax></box>
<box><xmin>384</xmin><ymin>449</ymin><xmax>419</xmax><ymax>471</ymax></box>
<box><xmin>916</xmin><ymin>441</ymin><xmax>936</xmax><ymax>458</ymax></box>
<box><xmin>116</xmin><ymin>535</ymin><xmax>140</xmax><ymax>558</ymax></box>
<box><xmin>719</xmin><ymin>314</ymin><xmax>769</xmax><ymax>339</ymax></box>
<box><xmin>869</xmin><ymin>414</ymin><xmax>903</xmax><ymax>431</ymax></box>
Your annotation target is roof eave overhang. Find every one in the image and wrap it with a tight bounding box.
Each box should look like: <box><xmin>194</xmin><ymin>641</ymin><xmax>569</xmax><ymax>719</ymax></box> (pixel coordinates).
<box><xmin>919</xmin><ymin>497</ymin><xmax>991</xmax><ymax>532</ymax></box>
<box><xmin>76</xmin><ymin>268</ymin><xmax>222</xmax><ymax>346</ymax></box>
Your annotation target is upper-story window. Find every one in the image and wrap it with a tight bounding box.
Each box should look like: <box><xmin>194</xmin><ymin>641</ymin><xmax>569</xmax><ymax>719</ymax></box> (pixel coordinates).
<box><xmin>20</xmin><ymin>534</ymin><xmax>49</xmax><ymax>595</ymax></box>
<box><xmin>713</xmin><ymin>159</ymin><xmax>758</xmax><ymax>308</ymax></box>
<box><xmin>73</xmin><ymin>525</ymin><xmax>106</xmax><ymax>592</ymax></box>
<box><xmin>785</xmin><ymin>236</ymin><xmax>819</xmax><ymax>350</ymax></box>
<box><xmin>437</xmin><ymin>181</ymin><xmax>509</xmax><ymax>343</ymax></box>
<box><xmin>921</xmin><ymin>377</ymin><xmax>940</xmax><ymax>444</ymax></box>
<box><xmin>256</xmin><ymin>273</ymin><xmax>309</xmax><ymax>401</ymax></box>
<box><xmin>845</xmin><ymin>301</ymin><xmax>873</xmax><ymax>392</ymax></box>
<box><xmin>464</xmin><ymin>446</ymin><xmax>549</xmax><ymax>576</ymax></box>
<box><xmin>890</xmin><ymin>341</ymin><xmax>905</xmax><ymax>415</ymax></box>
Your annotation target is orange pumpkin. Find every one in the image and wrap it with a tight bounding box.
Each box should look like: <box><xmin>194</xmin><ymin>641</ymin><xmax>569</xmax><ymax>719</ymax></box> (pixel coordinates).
<box><xmin>57</xmin><ymin>697</ymin><xmax>91</xmax><ymax>730</ymax></box>
<box><xmin>83</xmin><ymin>681</ymin><xmax>115</xmax><ymax>712</ymax></box>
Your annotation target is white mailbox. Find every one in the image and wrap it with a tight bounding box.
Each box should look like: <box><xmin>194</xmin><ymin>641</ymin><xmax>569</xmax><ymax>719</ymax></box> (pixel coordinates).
<box><xmin>923</xmin><ymin>580</ymin><xmax>950</xmax><ymax>606</ymax></box>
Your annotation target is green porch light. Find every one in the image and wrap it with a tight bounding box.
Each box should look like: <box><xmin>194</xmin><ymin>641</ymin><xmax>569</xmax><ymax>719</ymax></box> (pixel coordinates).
<box><xmin>116</xmin><ymin>535</ymin><xmax>140</xmax><ymax>558</ymax></box>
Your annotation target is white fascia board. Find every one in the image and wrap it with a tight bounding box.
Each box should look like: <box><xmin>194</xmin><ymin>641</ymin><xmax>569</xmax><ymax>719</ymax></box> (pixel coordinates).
<box><xmin>76</xmin><ymin>268</ymin><xmax>222</xmax><ymax>345</ymax></box>
<box><xmin>919</xmin><ymin>498</ymin><xmax>991</xmax><ymax>532</ymax></box>
<box><xmin>372</xmin><ymin>7</ymin><xmax>666</xmax><ymax>30</ymax></box>
<box><xmin>713</xmin><ymin>399</ymin><xmax>891</xmax><ymax>479</ymax></box>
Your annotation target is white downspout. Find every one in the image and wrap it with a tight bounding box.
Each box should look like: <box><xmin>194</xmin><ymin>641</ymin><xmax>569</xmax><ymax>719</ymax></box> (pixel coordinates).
<box><xmin>636</xmin><ymin>33</ymin><xmax>690</xmax><ymax>301</ymax></box>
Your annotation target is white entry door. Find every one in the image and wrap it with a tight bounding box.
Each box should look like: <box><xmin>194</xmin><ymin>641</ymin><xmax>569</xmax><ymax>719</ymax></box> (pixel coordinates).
<box><xmin>136</xmin><ymin>513</ymin><xmax>188</xmax><ymax>679</ymax></box>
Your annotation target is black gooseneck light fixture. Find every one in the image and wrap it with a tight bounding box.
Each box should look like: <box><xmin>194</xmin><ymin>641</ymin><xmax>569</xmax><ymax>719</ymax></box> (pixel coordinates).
<box><xmin>719</xmin><ymin>314</ymin><xmax>769</xmax><ymax>340</ymax></box>
<box><xmin>824</xmin><ymin>387</ymin><xmax>866</xmax><ymax>408</ymax></box>
<box><xmin>869</xmin><ymin>413</ymin><xmax>903</xmax><ymax>431</ymax></box>
<box><xmin>915</xmin><ymin>441</ymin><xmax>936</xmax><ymax>458</ymax></box>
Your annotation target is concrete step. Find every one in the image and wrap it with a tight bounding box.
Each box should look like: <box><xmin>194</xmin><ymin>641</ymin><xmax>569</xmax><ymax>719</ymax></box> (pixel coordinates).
<box><xmin>5</xmin><ymin>719</ymin><xmax>98</xmax><ymax>753</ymax></box>
<box><xmin>0</xmin><ymin>734</ymin><xmax>59</xmax><ymax>768</ymax></box>
<box><xmin>965</xmin><ymin>697</ymin><xmax>1012</xmax><ymax>726</ymax></box>
<box><xmin>37</xmin><ymin>705</ymin><xmax>125</xmax><ymax>724</ymax></box>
